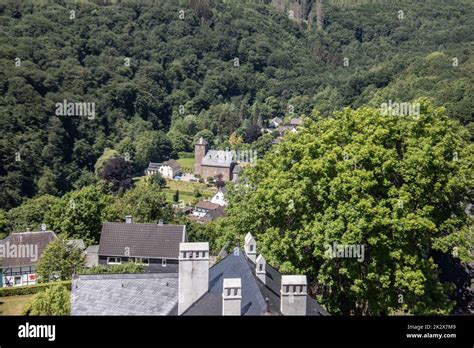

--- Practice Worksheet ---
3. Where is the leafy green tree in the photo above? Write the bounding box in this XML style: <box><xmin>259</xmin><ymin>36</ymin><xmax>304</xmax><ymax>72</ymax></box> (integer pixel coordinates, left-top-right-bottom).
<box><xmin>251</xmin><ymin>133</ymin><xmax>274</xmax><ymax>159</ymax></box>
<box><xmin>194</xmin><ymin>130</ymin><xmax>215</xmax><ymax>146</ymax></box>
<box><xmin>6</xmin><ymin>195</ymin><xmax>60</xmax><ymax>233</ymax></box>
<box><xmin>25</xmin><ymin>285</ymin><xmax>70</xmax><ymax>316</ymax></box>
<box><xmin>45</xmin><ymin>185</ymin><xmax>112</xmax><ymax>242</ymax></box>
<box><xmin>134</xmin><ymin>130</ymin><xmax>174</xmax><ymax>170</ymax></box>
<box><xmin>37</xmin><ymin>167</ymin><xmax>58</xmax><ymax>196</ymax></box>
<box><xmin>218</xmin><ymin>99</ymin><xmax>474</xmax><ymax>315</ymax></box>
<box><xmin>173</xmin><ymin>190</ymin><xmax>180</xmax><ymax>203</ymax></box>
<box><xmin>37</xmin><ymin>235</ymin><xmax>85</xmax><ymax>282</ymax></box>
<box><xmin>149</xmin><ymin>173</ymin><xmax>167</xmax><ymax>188</ymax></box>
<box><xmin>193</xmin><ymin>188</ymin><xmax>202</xmax><ymax>198</ymax></box>
<box><xmin>201</xmin><ymin>104</ymin><xmax>242</xmax><ymax>138</ymax></box>
<box><xmin>103</xmin><ymin>181</ymin><xmax>173</xmax><ymax>223</ymax></box>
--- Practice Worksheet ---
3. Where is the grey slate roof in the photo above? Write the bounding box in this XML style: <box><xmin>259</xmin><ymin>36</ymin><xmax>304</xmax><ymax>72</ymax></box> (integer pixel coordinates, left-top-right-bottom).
<box><xmin>162</xmin><ymin>159</ymin><xmax>180</xmax><ymax>170</ymax></box>
<box><xmin>270</xmin><ymin>117</ymin><xmax>283</xmax><ymax>125</ymax></box>
<box><xmin>71</xmin><ymin>273</ymin><xmax>178</xmax><ymax>316</ymax></box>
<box><xmin>290</xmin><ymin>117</ymin><xmax>303</xmax><ymax>126</ymax></box>
<box><xmin>0</xmin><ymin>231</ymin><xmax>56</xmax><ymax>267</ymax></box>
<box><xmin>67</xmin><ymin>239</ymin><xmax>86</xmax><ymax>250</ymax></box>
<box><xmin>147</xmin><ymin>162</ymin><xmax>161</xmax><ymax>171</ymax></box>
<box><xmin>181</xmin><ymin>249</ymin><xmax>328</xmax><ymax>316</ymax></box>
<box><xmin>201</xmin><ymin>206</ymin><xmax>225</xmax><ymax>222</ymax></box>
<box><xmin>98</xmin><ymin>223</ymin><xmax>186</xmax><ymax>260</ymax></box>
<box><xmin>195</xmin><ymin>201</ymin><xmax>220</xmax><ymax>211</ymax></box>
<box><xmin>201</xmin><ymin>150</ymin><xmax>233</xmax><ymax>168</ymax></box>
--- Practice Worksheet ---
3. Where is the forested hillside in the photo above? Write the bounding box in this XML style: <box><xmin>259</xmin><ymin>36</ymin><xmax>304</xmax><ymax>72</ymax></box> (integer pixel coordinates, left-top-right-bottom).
<box><xmin>0</xmin><ymin>0</ymin><xmax>473</xmax><ymax>210</ymax></box>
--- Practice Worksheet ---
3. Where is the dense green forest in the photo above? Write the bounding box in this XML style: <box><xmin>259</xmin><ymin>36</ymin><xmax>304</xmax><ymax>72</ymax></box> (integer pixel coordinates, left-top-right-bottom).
<box><xmin>0</xmin><ymin>0</ymin><xmax>473</xmax><ymax>210</ymax></box>
<box><xmin>0</xmin><ymin>0</ymin><xmax>473</xmax><ymax>316</ymax></box>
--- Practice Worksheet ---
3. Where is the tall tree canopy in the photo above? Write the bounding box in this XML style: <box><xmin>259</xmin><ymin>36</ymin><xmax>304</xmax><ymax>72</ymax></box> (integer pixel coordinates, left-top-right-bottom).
<box><xmin>218</xmin><ymin>99</ymin><xmax>474</xmax><ymax>315</ymax></box>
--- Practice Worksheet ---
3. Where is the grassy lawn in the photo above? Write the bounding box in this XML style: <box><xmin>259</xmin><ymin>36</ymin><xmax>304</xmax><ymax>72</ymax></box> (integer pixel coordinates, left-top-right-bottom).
<box><xmin>134</xmin><ymin>175</ymin><xmax>216</xmax><ymax>205</ymax></box>
<box><xmin>0</xmin><ymin>294</ymin><xmax>34</xmax><ymax>315</ymax></box>
<box><xmin>164</xmin><ymin>179</ymin><xmax>216</xmax><ymax>205</ymax></box>
<box><xmin>177</xmin><ymin>157</ymin><xmax>195</xmax><ymax>170</ymax></box>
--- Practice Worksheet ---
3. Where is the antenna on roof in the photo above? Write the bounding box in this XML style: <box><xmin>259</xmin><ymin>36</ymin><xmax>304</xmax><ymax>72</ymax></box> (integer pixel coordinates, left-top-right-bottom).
<box><xmin>40</xmin><ymin>223</ymin><xmax>46</xmax><ymax>231</ymax></box>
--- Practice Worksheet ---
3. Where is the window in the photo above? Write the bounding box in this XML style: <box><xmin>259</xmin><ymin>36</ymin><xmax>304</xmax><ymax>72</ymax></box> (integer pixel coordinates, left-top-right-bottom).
<box><xmin>141</xmin><ymin>258</ymin><xmax>149</xmax><ymax>266</ymax></box>
<box><xmin>14</xmin><ymin>276</ymin><xmax>21</xmax><ymax>286</ymax></box>
<box><xmin>107</xmin><ymin>257</ymin><xmax>122</xmax><ymax>265</ymax></box>
<box><xmin>162</xmin><ymin>259</ymin><xmax>167</xmax><ymax>267</ymax></box>
<box><xmin>259</xmin><ymin>264</ymin><xmax>263</xmax><ymax>271</ymax></box>
<box><xmin>234</xmin><ymin>288</ymin><xmax>238</xmax><ymax>296</ymax></box>
<box><xmin>250</xmin><ymin>245</ymin><xmax>254</xmax><ymax>252</ymax></box>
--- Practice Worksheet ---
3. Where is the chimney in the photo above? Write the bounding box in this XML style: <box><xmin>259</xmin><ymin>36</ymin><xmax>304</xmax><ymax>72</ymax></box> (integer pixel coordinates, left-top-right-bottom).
<box><xmin>244</xmin><ymin>232</ymin><xmax>256</xmax><ymax>263</ymax></box>
<box><xmin>125</xmin><ymin>215</ymin><xmax>132</xmax><ymax>224</ymax></box>
<box><xmin>222</xmin><ymin>278</ymin><xmax>242</xmax><ymax>316</ymax></box>
<box><xmin>178</xmin><ymin>242</ymin><xmax>209</xmax><ymax>315</ymax></box>
<box><xmin>280</xmin><ymin>275</ymin><xmax>307</xmax><ymax>316</ymax></box>
<box><xmin>158</xmin><ymin>219</ymin><xmax>163</xmax><ymax>226</ymax></box>
<box><xmin>255</xmin><ymin>254</ymin><xmax>266</xmax><ymax>284</ymax></box>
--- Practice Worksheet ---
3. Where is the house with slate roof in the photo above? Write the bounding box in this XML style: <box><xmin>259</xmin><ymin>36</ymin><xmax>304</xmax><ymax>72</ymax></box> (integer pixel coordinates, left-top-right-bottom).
<box><xmin>97</xmin><ymin>217</ymin><xmax>186</xmax><ymax>273</ymax></box>
<box><xmin>145</xmin><ymin>159</ymin><xmax>181</xmax><ymax>179</ymax></box>
<box><xmin>72</xmin><ymin>233</ymin><xmax>328</xmax><ymax>316</ymax></box>
<box><xmin>210</xmin><ymin>187</ymin><xmax>227</xmax><ymax>206</ymax></box>
<box><xmin>268</xmin><ymin>117</ymin><xmax>283</xmax><ymax>129</ymax></box>
<box><xmin>194</xmin><ymin>137</ymin><xmax>235</xmax><ymax>181</ymax></box>
<box><xmin>0</xmin><ymin>230</ymin><xmax>56</xmax><ymax>287</ymax></box>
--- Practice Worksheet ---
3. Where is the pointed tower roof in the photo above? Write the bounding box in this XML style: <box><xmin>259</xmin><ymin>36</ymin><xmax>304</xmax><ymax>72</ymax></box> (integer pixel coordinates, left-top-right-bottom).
<box><xmin>244</xmin><ymin>232</ymin><xmax>255</xmax><ymax>244</ymax></box>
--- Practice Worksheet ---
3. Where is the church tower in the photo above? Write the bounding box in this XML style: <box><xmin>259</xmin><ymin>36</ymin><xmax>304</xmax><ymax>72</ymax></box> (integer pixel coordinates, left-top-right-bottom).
<box><xmin>194</xmin><ymin>137</ymin><xmax>208</xmax><ymax>176</ymax></box>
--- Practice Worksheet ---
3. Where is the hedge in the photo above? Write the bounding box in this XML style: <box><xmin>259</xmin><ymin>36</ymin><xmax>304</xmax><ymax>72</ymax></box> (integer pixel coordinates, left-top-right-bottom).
<box><xmin>0</xmin><ymin>280</ymin><xmax>71</xmax><ymax>297</ymax></box>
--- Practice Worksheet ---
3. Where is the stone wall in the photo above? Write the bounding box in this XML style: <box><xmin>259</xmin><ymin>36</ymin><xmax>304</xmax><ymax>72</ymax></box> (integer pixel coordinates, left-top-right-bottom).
<box><xmin>201</xmin><ymin>165</ymin><xmax>233</xmax><ymax>181</ymax></box>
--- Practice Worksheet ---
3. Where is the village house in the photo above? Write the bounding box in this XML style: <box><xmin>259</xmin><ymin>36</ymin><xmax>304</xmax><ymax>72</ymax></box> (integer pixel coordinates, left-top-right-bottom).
<box><xmin>145</xmin><ymin>160</ymin><xmax>181</xmax><ymax>179</ymax></box>
<box><xmin>71</xmin><ymin>233</ymin><xmax>328</xmax><ymax>316</ymax></box>
<box><xmin>189</xmin><ymin>201</ymin><xmax>225</xmax><ymax>223</ymax></box>
<box><xmin>97</xmin><ymin>216</ymin><xmax>186</xmax><ymax>273</ymax></box>
<box><xmin>0</xmin><ymin>229</ymin><xmax>56</xmax><ymax>287</ymax></box>
<box><xmin>290</xmin><ymin>117</ymin><xmax>303</xmax><ymax>127</ymax></box>
<box><xmin>268</xmin><ymin>117</ymin><xmax>283</xmax><ymax>129</ymax></box>
<box><xmin>194</xmin><ymin>137</ymin><xmax>235</xmax><ymax>181</ymax></box>
<box><xmin>210</xmin><ymin>187</ymin><xmax>227</xmax><ymax>207</ymax></box>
